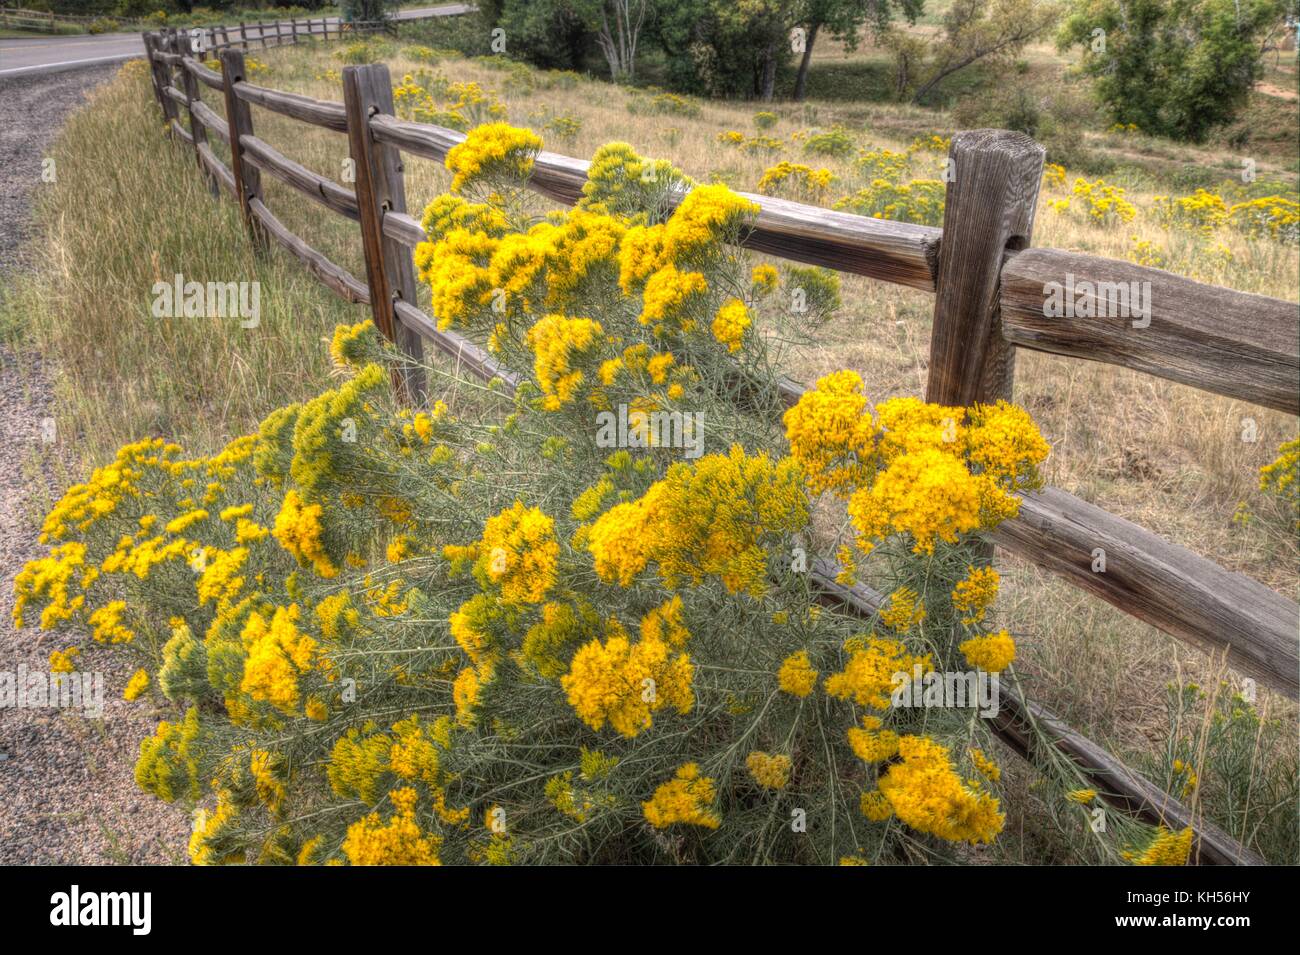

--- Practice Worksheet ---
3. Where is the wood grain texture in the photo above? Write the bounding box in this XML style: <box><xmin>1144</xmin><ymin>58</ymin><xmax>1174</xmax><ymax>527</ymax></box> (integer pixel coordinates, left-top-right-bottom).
<box><xmin>182</xmin><ymin>57</ymin><xmax>224</xmax><ymax>92</ymax></box>
<box><xmin>233</xmin><ymin>81</ymin><xmax>349</xmax><ymax>133</ymax></box>
<box><xmin>191</xmin><ymin>99</ymin><xmax>229</xmax><ymax>143</ymax></box>
<box><xmin>240</xmin><ymin>134</ymin><xmax>359</xmax><ymax>221</ymax></box>
<box><xmin>991</xmin><ymin>487</ymin><xmax>1299</xmax><ymax>699</ymax></box>
<box><xmin>808</xmin><ymin>557</ymin><xmax>1265</xmax><ymax>866</ymax></box>
<box><xmin>927</xmin><ymin>129</ymin><xmax>1045</xmax><ymax>406</ymax></box>
<box><xmin>343</xmin><ymin>64</ymin><xmax>426</xmax><ymax>403</ymax></box>
<box><xmin>1001</xmin><ymin>248</ymin><xmax>1300</xmax><ymax>415</ymax></box>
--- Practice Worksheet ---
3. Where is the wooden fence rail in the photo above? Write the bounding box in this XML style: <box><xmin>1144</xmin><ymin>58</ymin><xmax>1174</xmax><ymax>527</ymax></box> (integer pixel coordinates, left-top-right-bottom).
<box><xmin>142</xmin><ymin>27</ymin><xmax>1298</xmax><ymax>865</ymax></box>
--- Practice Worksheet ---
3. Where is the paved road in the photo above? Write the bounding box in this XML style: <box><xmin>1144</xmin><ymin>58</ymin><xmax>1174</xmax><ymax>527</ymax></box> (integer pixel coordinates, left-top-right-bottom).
<box><xmin>0</xmin><ymin>4</ymin><xmax>470</xmax><ymax>79</ymax></box>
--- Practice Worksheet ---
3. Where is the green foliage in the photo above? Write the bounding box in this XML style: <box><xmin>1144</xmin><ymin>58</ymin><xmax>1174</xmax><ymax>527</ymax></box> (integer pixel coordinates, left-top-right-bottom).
<box><xmin>1059</xmin><ymin>0</ymin><xmax>1287</xmax><ymax>142</ymax></box>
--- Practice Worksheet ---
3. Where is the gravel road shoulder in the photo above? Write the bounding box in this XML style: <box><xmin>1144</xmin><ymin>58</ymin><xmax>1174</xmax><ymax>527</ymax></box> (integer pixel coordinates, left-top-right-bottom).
<box><xmin>0</xmin><ymin>65</ymin><xmax>192</xmax><ymax>865</ymax></box>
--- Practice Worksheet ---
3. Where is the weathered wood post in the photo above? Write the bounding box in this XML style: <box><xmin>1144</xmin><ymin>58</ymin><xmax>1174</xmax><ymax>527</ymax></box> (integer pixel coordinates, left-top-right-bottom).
<box><xmin>291</xmin><ymin>18</ymin><xmax>299</xmax><ymax>43</ymax></box>
<box><xmin>142</xmin><ymin>32</ymin><xmax>168</xmax><ymax>115</ymax></box>
<box><xmin>927</xmin><ymin>129</ymin><xmax>1045</xmax><ymax>407</ymax></box>
<box><xmin>343</xmin><ymin>63</ymin><xmax>427</xmax><ymax>405</ymax></box>
<box><xmin>925</xmin><ymin>128</ymin><xmax>1045</xmax><ymax>614</ymax></box>
<box><xmin>175</xmin><ymin>32</ymin><xmax>218</xmax><ymax>198</ymax></box>
<box><xmin>238</xmin><ymin>21</ymin><xmax>248</xmax><ymax>47</ymax></box>
<box><xmin>219</xmin><ymin>48</ymin><xmax>266</xmax><ymax>251</ymax></box>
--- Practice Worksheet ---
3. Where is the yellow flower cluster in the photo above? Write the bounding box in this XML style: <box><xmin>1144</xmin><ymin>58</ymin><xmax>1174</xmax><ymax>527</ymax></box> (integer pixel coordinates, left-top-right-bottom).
<box><xmin>786</xmin><ymin>377</ymin><xmax>1048</xmax><ymax>555</ymax></box>
<box><xmin>273</xmin><ymin>490</ymin><xmax>338</xmax><ymax>579</ymax></box>
<box><xmin>561</xmin><ymin>622</ymin><xmax>694</xmax><ymax>737</ymax></box>
<box><xmin>445</xmin><ymin>122</ymin><xmax>541</xmax><ymax>193</ymax></box>
<box><xmin>777</xmin><ymin>650</ymin><xmax>818</xmax><ymax>697</ymax></box>
<box><xmin>877</xmin><ymin>735</ymin><xmax>1004</xmax><ymax>844</ymax></box>
<box><xmin>958</xmin><ymin>630</ymin><xmax>1016</xmax><ymax>673</ymax></box>
<box><xmin>781</xmin><ymin>370</ymin><xmax>876</xmax><ymax>497</ymax></box>
<box><xmin>1127</xmin><ymin>826</ymin><xmax>1193</xmax><ymax>866</ymax></box>
<box><xmin>240</xmin><ymin>605</ymin><xmax>316</xmax><ymax>715</ymax></box>
<box><xmin>710</xmin><ymin>298</ymin><xmax>751</xmax><ymax>353</ymax></box>
<box><xmin>585</xmin><ymin>445</ymin><xmax>808</xmax><ymax>597</ymax></box>
<box><xmin>472</xmin><ymin>500</ymin><xmax>560</xmax><ymax>605</ymax></box>
<box><xmin>1069</xmin><ymin>177</ymin><xmax>1137</xmax><ymax>224</ymax></box>
<box><xmin>525</xmin><ymin>313</ymin><xmax>604</xmax><ymax>410</ymax></box>
<box><xmin>879</xmin><ymin>586</ymin><xmax>925</xmax><ymax>632</ymax></box>
<box><xmin>951</xmin><ymin>565</ymin><xmax>999</xmax><ymax>625</ymax></box>
<box><xmin>825</xmin><ymin>635</ymin><xmax>931</xmax><ymax>709</ymax></box>
<box><xmin>756</xmin><ymin>161</ymin><xmax>834</xmax><ymax>200</ymax></box>
<box><xmin>745</xmin><ymin>751</ymin><xmax>792</xmax><ymax>790</ymax></box>
<box><xmin>642</xmin><ymin>763</ymin><xmax>721</xmax><ymax>829</ymax></box>
<box><xmin>342</xmin><ymin>787</ymin><xmax>442</xmax><ymax>865</ymax></box>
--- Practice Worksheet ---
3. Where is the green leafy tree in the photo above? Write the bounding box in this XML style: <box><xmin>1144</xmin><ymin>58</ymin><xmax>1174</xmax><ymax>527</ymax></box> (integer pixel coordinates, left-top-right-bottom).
<box><xmin>792</xmin><ymin>0</ymin><xmax>924</xmax><ymax>101</ymax></box>
<box><xmin>1059</xmin><ymin>0</ymin><xmax>1288</xmax><ymax>141</ymax></box>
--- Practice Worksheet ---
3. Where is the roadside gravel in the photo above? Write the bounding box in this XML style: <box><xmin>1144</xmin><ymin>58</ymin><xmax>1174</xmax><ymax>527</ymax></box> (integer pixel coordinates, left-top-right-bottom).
<box><xmin>0</xmin><ymin>65</ymin><xmax>192</xmax><ymax>864</ymax></box>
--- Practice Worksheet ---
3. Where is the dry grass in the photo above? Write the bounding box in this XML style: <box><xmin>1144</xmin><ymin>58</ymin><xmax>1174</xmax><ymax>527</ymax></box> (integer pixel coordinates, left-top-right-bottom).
<box><xmin>3</xmin><ymin>34</ymin><xmax>1296</xmax><ymax>862</ymax></box>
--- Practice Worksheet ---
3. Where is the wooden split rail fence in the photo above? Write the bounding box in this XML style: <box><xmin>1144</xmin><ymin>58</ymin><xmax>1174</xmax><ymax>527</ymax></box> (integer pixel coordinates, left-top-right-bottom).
<box><xmin>142</xmin><ymin>26</ymin><xmax>1300</xmax><ymax>866</ymax></box>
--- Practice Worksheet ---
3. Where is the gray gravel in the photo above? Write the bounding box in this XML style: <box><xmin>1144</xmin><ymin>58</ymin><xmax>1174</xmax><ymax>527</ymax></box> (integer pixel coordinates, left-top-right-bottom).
<box><xmin>0</xmin><ymin>66</ymin><xmax>192</xmax><ymax>864</ymax></box>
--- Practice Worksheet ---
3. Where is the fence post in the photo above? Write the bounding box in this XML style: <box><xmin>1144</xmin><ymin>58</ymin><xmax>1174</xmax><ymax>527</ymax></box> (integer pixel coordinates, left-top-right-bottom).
<box><xmin>258</xmin><ymin>20</ymin><xmax>268</xmax><ymax>48</ymax></box>
<box><xmin>176</xmin><ymin>33</ymin><xmax>218</xmax><ymax>198</ymax></box>
<box><xmin>926</xmin><ymin>129</ymin><xmax>1045</xmax><ymax>407</ymax></box>
<box><xmin>925</xmin><ymin>128</ymin><xmax>1045</xmax><ymax>588</ymax></box>
<box><xmin>239</xmin><ymin>21</ymin><xmax>247</xmax><ymax>47</ymax></box>
<box><xmin>219</xmin><ymin>48</ymin><xmax>266</xmax><ymax>251</ymax></box>
<box><xmin>142</xmin><ymin>33</ymin><xmax>167</xmax><ymax>114</ymax></box>
<box><xmin>343</xmin><ymin>63</ymin><xmax>426</xmax><ymax>405</ymax></box>
<box><xmin>291</xmin><ymin>18</ymin><xmax>299</xmax><ymax>43</ymax></box>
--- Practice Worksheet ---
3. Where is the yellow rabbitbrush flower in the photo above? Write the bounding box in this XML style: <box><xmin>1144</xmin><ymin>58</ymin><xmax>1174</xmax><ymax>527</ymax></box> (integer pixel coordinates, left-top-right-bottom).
<box><xmin>525</xmin><ymin>314</ymin><xmax>605</xmax><ymax>410</ymax></box>
<box><xmin>643</xmin><ymin>763</ymin><xmax>721</xmax><ymax>829</ymax></box>
<box><xmin>445</xmin><ymin>123</ymin><xmax>541</xmax><ymax>193</ymax></box>
<box><xmin>561</xmin><ymin>623</ymin><xmax>694</xmax><ymax>737</ymax></box>
<box><xmin>710</xmin><ymin>298</ymin><xmax>751</xmax><ymax>353</ymax></box>
<box><xmin>342</xmin><ymin>787</ymin><xmax>441</xmax><ymax>865</ymax></box>
<box><xmin>848</xmin><ymin>448</ymin><xmax>983</xmax><ymax>555</ymax></box>
<box><xmin>88</xmin><ymin>599</ymin><xmax>134</xmax><ymax>644</ymax></box>
<box><xmin>951</xmin><ymin>565</ymin><xmax>999</xmax><ymax>625</ymax></box>
<box><xmin>782</xmin><ymin>370</ymin><xmax>877</xmax><ymax>497</ymax></box>
<box><xmin>777</xmin><ymin>649</ymin><xmax>818</xmax><ymax>697</ymax></box>
<box><xmin>240</xmin><ymin>605</ymin><xmax>316</xmax><ymax>715</ymax></box>
<box><xmin>1127</xmin><ymin>826</ymin><xmax>1194</xmax><ymax>866</ymax></box>
<box><xmin>273</xmin><ymin>490</ymin><xmax>338</xmax><ymax>579</ymax></box>
<box><xmin>475</xmin><ymin>501</ymin><xmax>560</xmax><ymax>605</ymax></box>
<box><xmin>745</xmin><ymin>751</ymin><xmax>792</xmax><ymax>790</ymax></box>
<box><xmin>825</xmin><ymin>635</ymin><xmax>931</xmax><ymax>710</ymax></box>
<box><xmin>123</xmin><ymin>668</ymin><xmax>149</xmax><ymax>701</ymax></box>
<box><xmin>879</xmin><ymin>586</ymin><xmax>925</xmax><ymax>632</ymax></box>
<box><xmin>959</xmin><ymin>630</ymin><xmax>1016</xmax><ymax>673</ymax></box>
<box><xmin>847</xmin><ymin>714</ymin><xmax>899</xmax><ymax>763</ymax></box>
<box><xmin>585</xmin><ymin>445</ymin><xmax>808</xmax><ymax>597</ymax></box>
<box><xmin>878</xmin><ymin>735</ymin><xmax>1004</xmax><ymax>844</ymax></box>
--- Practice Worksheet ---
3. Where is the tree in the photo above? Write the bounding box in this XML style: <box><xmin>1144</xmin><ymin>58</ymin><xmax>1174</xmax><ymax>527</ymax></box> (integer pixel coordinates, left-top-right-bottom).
<box><xmin>792</xmin><ymin>0</ymin><xmax>924</xmax><ymax>101</ymax></box>
<box><xmin>1059</xmin><ymin>0</ymin><xmax>1288</xmax><ymax>141</ymax></box>
<box><xmin>590</xmin><ymin>0</ymin><xmax>651</xmax><ymax>81</ymax></box>
<box><xmin>899</xmin><ymin>0</ymin><xmax>1060</xmax><ymax>105</ymax></box>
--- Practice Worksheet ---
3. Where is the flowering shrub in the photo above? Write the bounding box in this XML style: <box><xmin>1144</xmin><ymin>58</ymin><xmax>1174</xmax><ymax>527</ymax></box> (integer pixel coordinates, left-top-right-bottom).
<box><xmin>756</xmin><ymin>162</ymin><xmax>834</xmax><ymax>202</ymax></box>
<box><xmin>834</xmin><ymin>178</ymin><xmax>945</xmax><ymax>226</ymax></box>
<box><xmin>14</xmin><ymin>124</ymin><xmax>1191</xmax><ymax>866</ymax></box>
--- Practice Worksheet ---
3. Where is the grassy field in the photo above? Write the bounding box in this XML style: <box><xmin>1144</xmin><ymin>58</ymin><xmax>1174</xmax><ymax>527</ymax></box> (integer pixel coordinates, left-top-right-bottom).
<box><xmin>3</xmin><ymin>28</ymin><xmax>1297</xmax><ymax>862</ymax></box>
